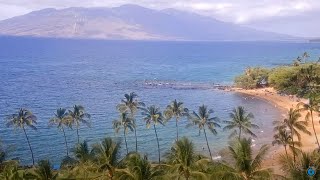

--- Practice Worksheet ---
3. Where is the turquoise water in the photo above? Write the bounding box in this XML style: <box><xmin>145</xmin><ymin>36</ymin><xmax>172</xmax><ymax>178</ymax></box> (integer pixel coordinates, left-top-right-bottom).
<box><xmin>1</xmin><ymin>37</ymin><xmax>320</xmax><ymax>165</ymax></box>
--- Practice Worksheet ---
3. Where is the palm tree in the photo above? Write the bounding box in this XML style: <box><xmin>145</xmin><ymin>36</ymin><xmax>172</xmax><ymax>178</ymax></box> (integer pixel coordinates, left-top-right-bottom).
<box><xmin>26</xmin><ymin>160</ymin><xmax>58</xmax><ymax>180</ymax></box>
<box><xmin>223</xmin><ymin>106</ymin><xmax>259</xmax><ymax>139</ymax></box>
<box><xmin>72</xmin><ymin>141</ymin><xmax>94</xmax><ymax>163</ymax></box>
<box><xmin>284</xmin><ymin>108</ymin><xmax>311</xmax><ymax>161</ymax></box>
<box><xmin>296</xmin><ymin>56</ymin><xmax>302</xmax><ymax>63</ymax></box>
<box><xmin>117</xmin><ymin>92</ymin><xmax>145</xmax><ymax>152</ymax></box>
<box><xmin>49</xmin><ymin>108</ymin><xmax>72</xmax><ymax>156</ymax></box>
<box><xmin>141</xmin><ymin>105</ymin><xmax>165</xmax><ymax>164</ymax></box>
<box><xmin>0</xmin><ymin>161</ymin><xmax>25</xmax><ymax>180</ymax></box>
<box><xmin>68</xmin><ymin>105</ymin><xmax>91</xmax><ymax>143</ymax></box>
<box><xmin>218</xmin><ymin>138</ymin><xmax>273</xmax><ymax>179</ymax></box>
<box><xmin>297</xmin><ymin>65</ymin><xmax>319</xmax><ymax>95</ymax></box>
<box><xmin>0</xmin><ymin>140</ymin><xmax>15</xmax><ymax>166</ymax></box>
<box><xmin>0</xmin><ymin>141</ymin><xmax>6</xmax><ymax>166</ymax></box>
<box><xmin>302</xmin><ymin>52</ymin><xmax>310</xmax><ymax>63</ymax></box>
<box><xmin>272</xmin><ymin>127</ymin><xmax>301</xmax><ymax>157</ymax></box>
<box><xmin>298</xmin><ymin>96</ymin><xmax>320</xmax><ymax>149</ymax></box>
<box><xmin>166</xmin><ymin>137</ymin><xmax>210</xmax><ymax>180</ymax></box>
<box><xmin>113</xmin><ymin>112</ymin><xmax>134</xmax><ymax>155</ymax></box>
<box><xmin>164</xmin><ymin>99</ymin><xmax>188</xmax><ymax>141</ymax></box>
<box><xmin>6</xmin><ymin>108</ymin><xmax>37</xmax><ymax>166</ymax></box>
<box><xmin>92</xmin><ymin>137</ymin><xmax>121</xmax><ymax>180</ymax></box>
<box><xmin>279</xmin><ymin>150</ymin><xmax>320</xmax><ymax>179</ymax></box>
<box><xmin>188</xmin><ymin>105</ymin><xmax>220</xmax><ymax>159</ymax></box>
<box><xmin>116</xmin><ymin>153</ymin><xmax>165</xmax><ymax>180</ymax></box>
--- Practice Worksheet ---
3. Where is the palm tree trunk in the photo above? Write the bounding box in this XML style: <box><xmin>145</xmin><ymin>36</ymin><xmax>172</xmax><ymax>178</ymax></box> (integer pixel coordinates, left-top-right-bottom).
<box><xmin>290</xmin><ymin>127</ymin><xmax>296</xmax><ymax>162</ymax></box>
<box><xmin>62</xmin><ymin>127</ymin><xmax>69</xmax><ymax>156</ymax></box>
<box><xmin>239</xmin><ymin>127</ymin><xmax>242</xmax><ymax>140</ymax></box>
<box><xmin>124</xmin><ymin>129</ymin><xmax>128</xmax><ymax>154</ymax></box>
<box><xmin>311</xmin><ymin>111</ymin><xmax>320</xmax><ymax>149</ymax></box>
<box><xmin>153</xmin><ymin>124</ymin><xmax>161</xmax><ymax>164</ymax></box>
<box><xmin>23</xmin><ymin>126</ymin><xmax>35</xmax><ymax>166</ymax></box>
<box><xmin>176</xmin><ymin>117</ymin><xmax>179</xmax><ymax>141</ymax></box>
<box><xmin>284</xmin><ymin>145</ymin><xmax>288</xmax><ymax>157</ymax></box>
<box><xmin>130</xmin><ymin>112</ymin><xmax>138</xmax><ymax>152</ymax></box>
<box><xmin>203</xmin><ymin>128</ymin><xmax>212</xmax><ymax>160</ymax></box>
<box><xmin>76</xmin><ymin>126</ymin><xmax>80</xmax><ymax>144</ymax></box>
<box><xmin>134</xmin><ymin>129</ymin><xmax>138</xmax><ymax>152</ymax></box>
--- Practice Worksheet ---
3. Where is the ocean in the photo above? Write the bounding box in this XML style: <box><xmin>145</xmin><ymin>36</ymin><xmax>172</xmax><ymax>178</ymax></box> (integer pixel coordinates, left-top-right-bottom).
<box><xmin>1</xmin><ymin>36</ymin><xmax>320</xmax><ymax>165</ymax></box>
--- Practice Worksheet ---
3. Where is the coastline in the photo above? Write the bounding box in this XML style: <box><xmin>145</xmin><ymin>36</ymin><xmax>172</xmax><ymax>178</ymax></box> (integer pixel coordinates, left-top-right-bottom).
<box><xmin>227</xmin><ymin>87</ymin><xmax>320</xmax><ymax>174</ymax></box>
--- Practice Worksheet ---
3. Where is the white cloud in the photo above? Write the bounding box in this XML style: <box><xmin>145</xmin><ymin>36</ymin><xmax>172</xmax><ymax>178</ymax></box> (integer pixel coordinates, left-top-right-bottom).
<box><xmin>189</xmin><ymin>2</ymin><xmax>232</xmax><ymax>11</ymax></box>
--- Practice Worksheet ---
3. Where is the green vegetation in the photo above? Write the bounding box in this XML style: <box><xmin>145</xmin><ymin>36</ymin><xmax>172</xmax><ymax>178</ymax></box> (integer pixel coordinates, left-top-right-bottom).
<box><xmin>187</xmin><ymin>105</ymin><xmax>220</xmax><ymax>160</ymax></box>
<box><xmin>117</xmin><ymin>92</ymin><xmax>145</xmax><ymax>152</ymax></box>
<box><xmin>223</xmin><ymin>106</ymin><xmax>259</xmax><ymax>139</ymax></box>
<box><xmin>69</xmin><ymin>105</ymin><xmax>91</xmax><ymax>143</ymax></box>
<box><xmin>113</xmin><ymin>112</ymin><xmax>134</xmax><ymax>155</ymax></box>
<box><xmin>234</xmin><ymin>52</ymin><xmax>320</xmax><ymax>97</ymax></box>
<box><xmin>234</xmin><ymin>67</ymin><xmax>270</xmax><ymax>89</ymax></box>
<box><xmin>141</xmin><ymin>105</ymin><xmax>165</xmax><ymax>164</ymax></box>
<box><xmin>164</xmin><ymin>99</ymin><xmax>188</xmax><ymax>141</ymax></box>
<box><xmin>298</xmin><ymin>95</ymin><xmax>320</xmax><ymax>149</ymax></box>
<box><xmin>49</xmin><ymin>108</ymin><xmax>72</xmax><ymax>156</ymax></box>
<box><xmin>218</xmin><ymin>138</ymin><xmax>273</xmax><ymax>179</ymax></box>
<box><xmin>6</xmin><ymin>109</ymin><xmax>37</xmax><ymax>166</ymax></box>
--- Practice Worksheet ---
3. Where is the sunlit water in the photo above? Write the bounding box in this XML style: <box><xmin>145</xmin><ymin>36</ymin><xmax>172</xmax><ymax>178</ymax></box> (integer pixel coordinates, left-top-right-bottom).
<box><xmin>1</xmin><ymin>37</ymin><xmax>320</xmax><ymax>165</ymax></box>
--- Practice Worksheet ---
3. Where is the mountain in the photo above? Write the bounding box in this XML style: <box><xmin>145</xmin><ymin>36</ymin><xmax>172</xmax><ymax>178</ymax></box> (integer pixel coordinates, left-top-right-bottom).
<box><xmin>0</xmin><ymin>4</ymin><xmax>296</xmax><ymax>41</ymax></box>
<box><xmin>310</xmin><ymin>38</ymin><xmax>320</xmax><ymax>42</ymax></box>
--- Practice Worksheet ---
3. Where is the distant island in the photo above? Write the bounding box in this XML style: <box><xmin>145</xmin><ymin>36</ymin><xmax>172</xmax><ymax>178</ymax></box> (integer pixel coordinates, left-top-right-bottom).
<box><xmin>0</xmin><ymin>4</ymin><xmax>298</xmax><ymax>41</ymax></box>
<box><xmin>310</xmin><ymin>38</ymin><xmax>320</xmax><ymax>42</ymax></box>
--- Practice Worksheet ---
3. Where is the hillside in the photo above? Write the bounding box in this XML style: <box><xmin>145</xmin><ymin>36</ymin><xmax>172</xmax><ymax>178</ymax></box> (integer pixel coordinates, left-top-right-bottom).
<box><xmin>0</xmin><ymin>4</ymin><xmax>295</xmax><ymax>41</ymax></box>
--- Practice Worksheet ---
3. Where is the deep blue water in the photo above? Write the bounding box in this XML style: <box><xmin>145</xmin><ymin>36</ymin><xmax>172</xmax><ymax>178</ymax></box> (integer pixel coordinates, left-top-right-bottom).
<box><xmin>1</xmin><ymin>36</ymin><xmax>320</xmax><ymax>165</ymax></box>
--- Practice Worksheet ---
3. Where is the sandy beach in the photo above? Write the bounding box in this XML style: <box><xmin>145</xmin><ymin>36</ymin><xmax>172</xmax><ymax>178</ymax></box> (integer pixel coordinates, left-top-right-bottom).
<box><xmin>229</xmin><ymin>87</ymin><xmax>320</xmax><ymax>174</ymax></box>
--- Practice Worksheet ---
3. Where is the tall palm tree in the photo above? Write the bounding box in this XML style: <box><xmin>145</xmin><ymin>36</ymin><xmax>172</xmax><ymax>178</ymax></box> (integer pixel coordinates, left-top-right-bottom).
<box><xmin>113</xmin><ymin>112</ymin><xmax>134</xmax><ymax>155</ymax></box>
<box><xmin>272</xmin><ymin>127</ymin><xmax>301</xmax><ymax>157</ymax></box>
<box><xmin>141</xmin><ymin>105</ymin><xmax>165</xmax><ymax>164</ymax></box>
<box><xmin>188</xmin><ymin>105</ymin><xmax>220</xmax><ymax>159</ymax></box>
<box><xmin>48</xmin><ymin>108</ymin><xmax>72</xmax><ymax>156</ymax></box>
<box><xmin>116</xmin><ymin>153</ymin><xmax>165</xmax><ymax>180</ymax></box>
<box><xmin>223</xmin><ymin>106</ymin><xmax>259</xmax><ymax>139</ymax></box>
<box><xmin>283</xmin><ymin>108</ymin><xmax>311</xmax><ymax>161</ymax></box>
<box><xmin>92</xmin><ymin>137</ymin><xmax>121</xmax><ymax>180</ymax></box>
<box><xmin>6</xmin><ymin>109</ymin><xmax>37</xmax><ymax>166</ymax></box>
<box><xmin>68</xmin><ymin>105</ymin><xmax>91</xmax><ymax>143</ymax></box>
<box><xmin>218</xmin><ymin>138</ymin><xmax>273</xmax><ymax>179</ymax></box>
<box><xmin>298</xmin><ymin>96</ymin><xmax>320</xmax><ymax>149</ymax></box>
<box><xmin>117</xmin><ymin>92</ymin><xmax>145</xmax><ymax>152</ymax></box>
<box><xmin>164</xmin><ymin>99</ymin><xmax>188</xmax><ymax>141</ymax></box>
<box><xmin>166</xmin><ymin>137</ymin><xmax>210</xmax><ymax>180</ymax></box>
<box><xmin>26</xmin><ymin>160</ymin><xmax>58</xmax><ymax>180</ymax></box>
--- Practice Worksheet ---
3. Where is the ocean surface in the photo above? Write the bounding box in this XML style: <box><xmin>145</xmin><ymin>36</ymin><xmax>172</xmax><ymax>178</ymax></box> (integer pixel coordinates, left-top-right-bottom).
<box><xmin>1</xmin><ymin>36</ymin><xmax>320</xmax><ymax>165</ymax></box>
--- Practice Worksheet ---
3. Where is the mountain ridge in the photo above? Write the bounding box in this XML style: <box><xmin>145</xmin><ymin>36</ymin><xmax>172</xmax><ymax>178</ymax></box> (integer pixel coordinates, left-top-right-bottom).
<box><xmin>0</xmin><ymin>4</ymin><xmax>298</xmax><ymax>41</ymax></box>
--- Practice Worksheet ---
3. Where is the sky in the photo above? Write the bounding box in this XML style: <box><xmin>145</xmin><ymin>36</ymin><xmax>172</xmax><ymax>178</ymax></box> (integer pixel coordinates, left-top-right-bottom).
<box><xmin>0</xmin><ymin>0</ymin><xmax>319</xmax><ymax>37</ymax></box>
